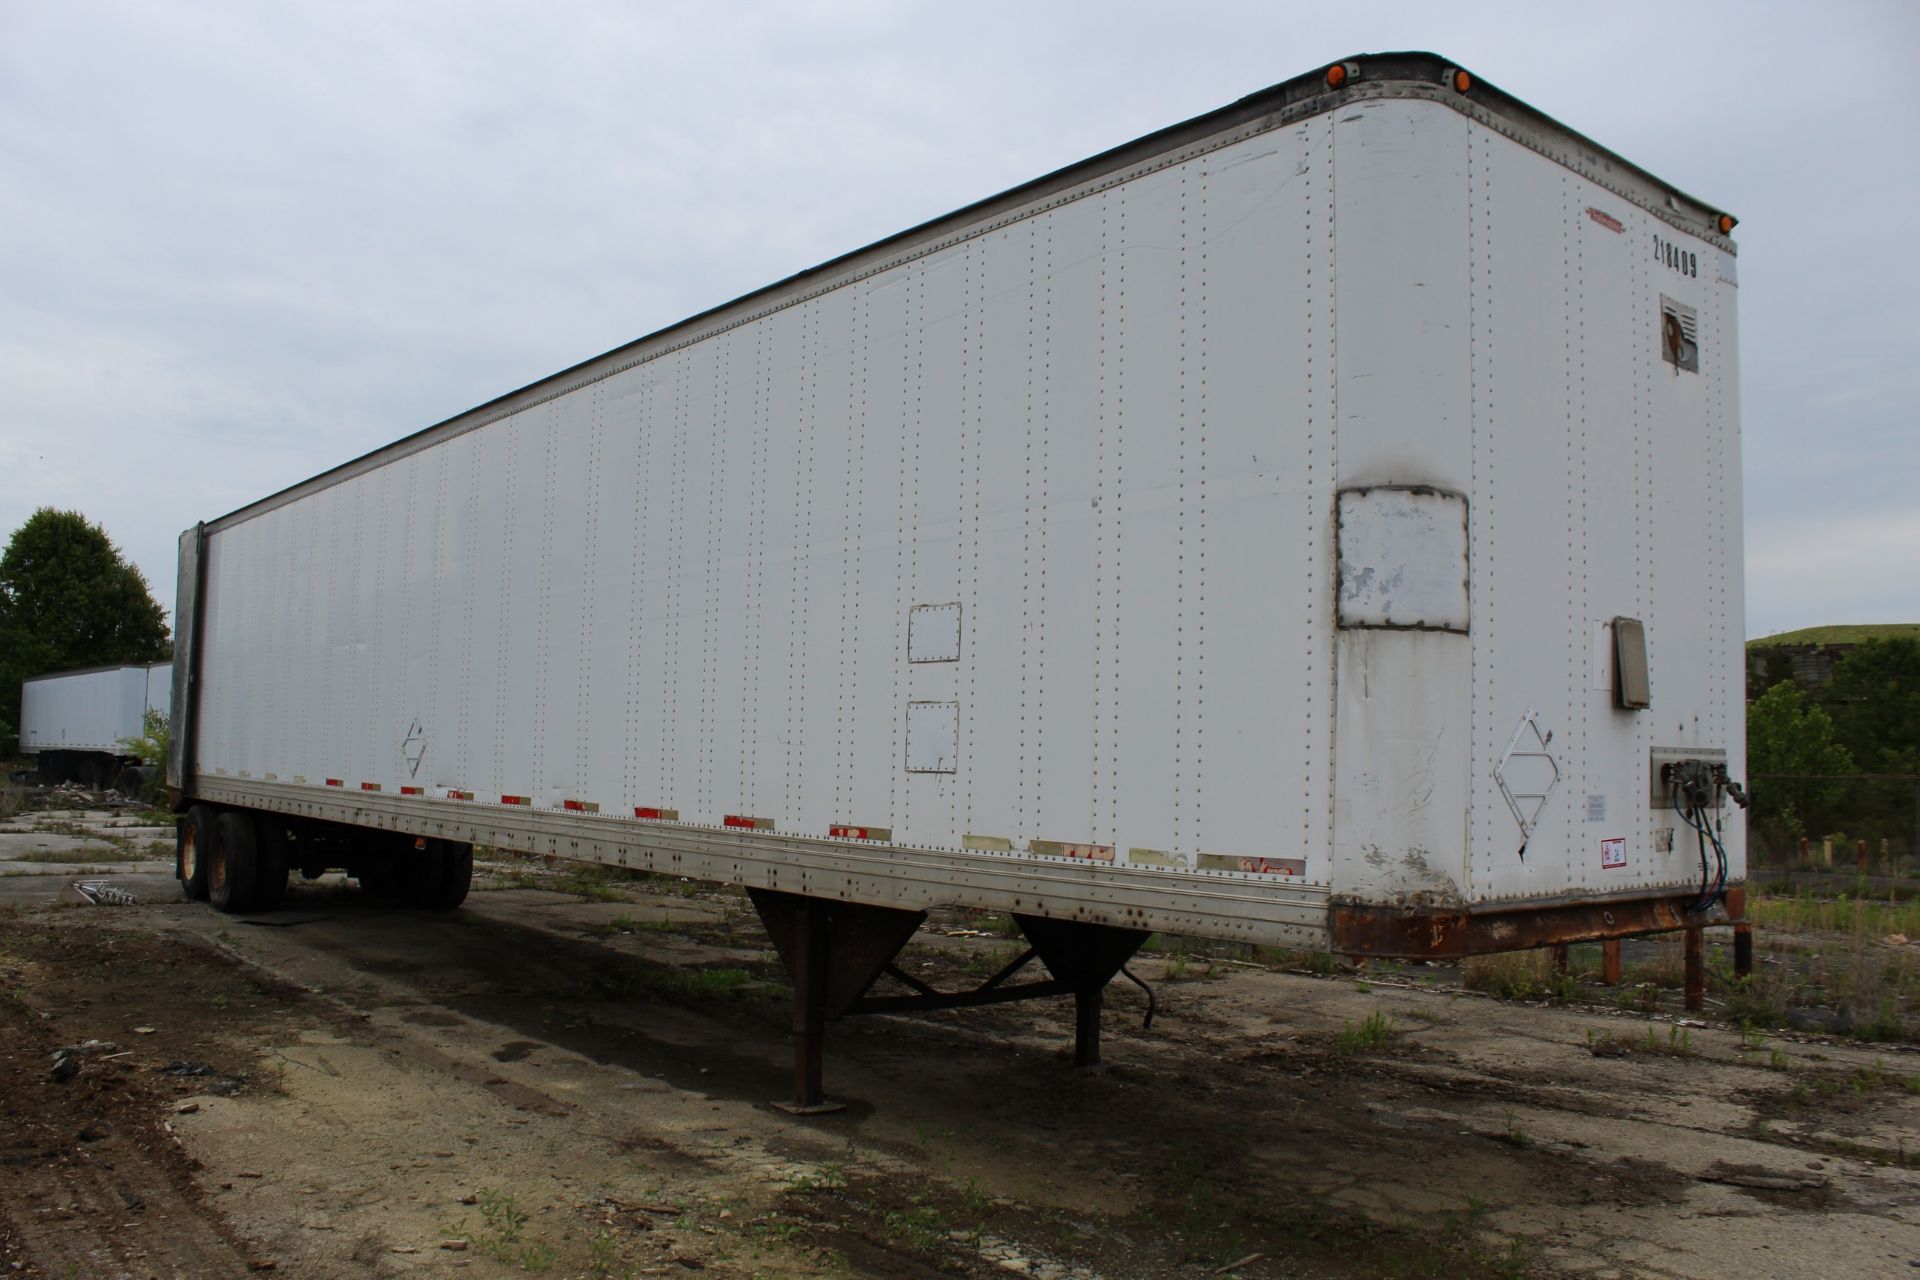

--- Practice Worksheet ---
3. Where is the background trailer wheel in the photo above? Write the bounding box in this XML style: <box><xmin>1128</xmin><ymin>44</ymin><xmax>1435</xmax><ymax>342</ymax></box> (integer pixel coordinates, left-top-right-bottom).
<box><xmin>207</xmin><ymin>809</ymin><xmax>259</xmax><ymax>914</ymax></box>
<box><xmin>251</xmin><ymin>813</ymin><xmax>291</xmax><ymax>912</ymax></box>
<box><xmin>177</xmin><ymin>805</ymin><xmax>214</xmax><ymax>902</ymax></box>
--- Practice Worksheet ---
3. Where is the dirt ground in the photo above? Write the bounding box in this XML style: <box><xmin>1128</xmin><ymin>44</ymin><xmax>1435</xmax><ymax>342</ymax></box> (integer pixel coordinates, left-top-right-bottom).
<box><xmin>3</xmin><ymin>804</ymin><xmax>1919</xmax><ymax>1279</ymax></box>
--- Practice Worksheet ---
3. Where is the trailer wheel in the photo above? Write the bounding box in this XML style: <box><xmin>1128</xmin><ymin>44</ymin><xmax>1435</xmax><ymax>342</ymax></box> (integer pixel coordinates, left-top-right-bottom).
<box><xmin>252</xmin><ymin>814</ymin><xmax>291</xmax><ymax>912</ymax></box>
<box><xmin>395</xmin><ymin>842</ymin><xmax>445</xmax><ymax>908</ymax></box>
<box><xmin>177</xmin><ymin>806</ymin><xmax>214</xmax><ymax>901</ymax></box>
<box><xmin>354</xmin><ymin>863</ymin><xmax>397</xmax><ymax>898</ymax></box>
<box><xmin>208</xmin><ymin>810</ymin><xmax>259</xmax><ymax>914</ymax></box>
<box><xmin>430</xmin><ymin>842</ymin><xmax>473</xmax><ymax>909</ymax></box>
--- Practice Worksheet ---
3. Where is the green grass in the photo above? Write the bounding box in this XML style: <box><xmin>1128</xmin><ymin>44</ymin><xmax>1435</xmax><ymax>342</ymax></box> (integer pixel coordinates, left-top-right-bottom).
<box><xmin>1336</xmin><ymin>1012</ymin><xmax>1398</xmax><ymax>1055</ymax></box>
<box><xmin>1462</xmin><ymin>949</ymin><xmax>1587</xmax><ymax>1003</ymax></box>
<box><xmin>1750</xmin><ymin>888</ymin><xmax>1920</xmax><ymax>938</ymax></box>
<box><xmin>1747</xmin><ymin>622</ymin><xmax>1920</xmax><ymax>648</ymax></box>
<box><xmin>12</xmin><ymin>842</ymin><xmax>168</xmax><ymax>863</ymax></box>
<box><xmin>1586</xmin><ymin>1023</ymin><xmax>1696</xmax><ymax>1057</ymax></box>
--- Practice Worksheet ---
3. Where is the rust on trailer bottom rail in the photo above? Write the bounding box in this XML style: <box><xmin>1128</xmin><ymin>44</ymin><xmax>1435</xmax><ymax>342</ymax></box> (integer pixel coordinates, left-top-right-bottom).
<box><xmin>1330</xmin><ymin>887</ymin><xmax>1743</xmax><ymax>959</ymax></box>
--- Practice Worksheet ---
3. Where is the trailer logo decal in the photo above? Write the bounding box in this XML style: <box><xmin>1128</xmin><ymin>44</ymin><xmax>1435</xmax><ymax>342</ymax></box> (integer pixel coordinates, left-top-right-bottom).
<box><xmin>1585</xmin><ymin>206</ymin><xmax>1623</xmax><ymax>234</ymax></box>
<box><xmin>1601</xmin><ymin>837</ymin><xmax>1627</xmax><ymax>869</ymax></box>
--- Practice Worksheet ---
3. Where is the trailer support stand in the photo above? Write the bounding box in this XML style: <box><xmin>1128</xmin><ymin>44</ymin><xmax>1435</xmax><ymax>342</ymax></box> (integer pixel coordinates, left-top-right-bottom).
<box><xmin>749</xmin><ymin>889</ymin><xmax>929</xmax><ymax>1114</ymax></box>
<box><xmin>750</xmin><ymin>890</ymin><xmax>1150</xmax><ymax>1108</ymax></box>
<box><xmin>786</xmin><ymin>897</ymin><xmax>831</xmax><ymax>1114</ymax></box>
<box><xmin>1683</xmin><ymin>923</ymin><xmax>1705</xmax><ymax>1012</ymax></box>
<box><xmin>1601</xmin><ymin>939</ymin><xmax>1622</xmax><ymax>986</ymax></box>
<box><xmin>1074</xmin><ymin>987</ymin><xmax>1104</xmax><ymax>1068</ymax></box>
<box><xmin>1725</xmin><ymin>886</ymin><xmax>1752</xmax><ymax>980</ymax></box>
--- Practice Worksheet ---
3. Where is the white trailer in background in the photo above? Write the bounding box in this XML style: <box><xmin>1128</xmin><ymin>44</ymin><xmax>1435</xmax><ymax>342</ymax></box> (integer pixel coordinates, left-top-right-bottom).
<box><xmin>170</xmin><ymin>52</ymin><xmax>1749</xmax><ymax>1107</ymax></box>
<box><xmin>21</xmin><ymin>662</ymin><xmax>172</xmax><ymax>788</ymax></box>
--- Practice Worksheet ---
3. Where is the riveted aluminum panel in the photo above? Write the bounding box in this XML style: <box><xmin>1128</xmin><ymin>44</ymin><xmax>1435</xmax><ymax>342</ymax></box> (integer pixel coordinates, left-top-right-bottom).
<box><xmin>1335</xmin><ymin>487</ymin><xmax>1470</xmax><ymax>632</ymax></box>
<box><xmin>21</xmin><ymin>663</ymin><xmax>167</xmax><ymax>755</ymax></box>
<box><xmin>908</xmin><ymin>604</ymin><xmax>961</xmax><ymax>663</ymax></box>
<box><xmin>181</xmin><ymin>59</ymin><xmax>1738</xmax><ymax>940</ymax></box>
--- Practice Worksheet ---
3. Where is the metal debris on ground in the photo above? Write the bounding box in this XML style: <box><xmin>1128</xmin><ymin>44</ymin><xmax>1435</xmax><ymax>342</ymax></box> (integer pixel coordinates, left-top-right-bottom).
<box><xmin>72</xmin><ymin>880</ymin><xmax>140</xmax><ymax>906</ymax></box>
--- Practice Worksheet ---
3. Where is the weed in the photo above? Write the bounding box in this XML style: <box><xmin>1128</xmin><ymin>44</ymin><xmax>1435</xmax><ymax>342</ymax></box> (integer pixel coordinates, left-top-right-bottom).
<box><xmin>785</xmin><ymin>1162</ymin><xmax>848</xmax><ymax>1195</ymax></box>
<box><xmin>586</xmin><ymin>913</ymin><xmax>682</xmax><ymax>938</ymax></box>
<box><xmin>961</xmin><ymin>1177</ymin><xmax>991</xmax><ymax>1218</ymax></box>
<box><xmin>1586</xmin><ymin>1023</ymin><xmax>1695</xmax><ymax>1058</ymax></box>
<box><xmin>1463</xmin><ymin>950</ymin><xmax>1584</xmax><ymax>1003</ymax></box>
<box><xmin>587</xmin><ymin>1228</ymin><xmax>625</xmax><ymax>1277</ymax></box>
<box><xmin>1336</xmin><ymin>1012</ymin><xmax>1397</xmax><ymax>1055</ymax></box>
<box><xmin>1266</xmin><ymin>947</ymin><xmax>1343</xmax><ymax>976</ymax></box>
<box><xmin>1496</xmin><ymin>1109</ymin><xmax>1533</xmax><ymax>1149</ymax></box>
<box><xmin>883</xmin><ymin>1203</ymin><xmax>949</xmax><ymax>1251</ymax></box>
<box><xmin>446</xmin><ymin>1189</ymin><xmax>553</xmax><ymax>1270</ymax></box>
<box><xmin>1769</xmin><ymin>1047</ymin><xmax>1790</xmax><ymax>1071</ymax></box>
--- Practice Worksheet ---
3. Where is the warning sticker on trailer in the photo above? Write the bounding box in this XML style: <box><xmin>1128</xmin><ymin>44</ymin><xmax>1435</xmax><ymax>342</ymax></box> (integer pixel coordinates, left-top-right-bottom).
<box><xmin>1601</xmin><ymin>837</ymin><xmax>1627</xmax><ymax>869</ymax></box>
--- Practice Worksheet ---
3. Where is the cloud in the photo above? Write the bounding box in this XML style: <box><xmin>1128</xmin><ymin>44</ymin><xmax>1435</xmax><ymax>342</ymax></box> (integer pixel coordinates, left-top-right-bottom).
<box><xmin>1747</xmin><ymin>507</ymin><xmax>1920</xmax><ymax>638</ymax></box>
<box><xmin>2</xmin><ymin>1</ymin><xmax>1915</xmax><ymax>641</ymax></box>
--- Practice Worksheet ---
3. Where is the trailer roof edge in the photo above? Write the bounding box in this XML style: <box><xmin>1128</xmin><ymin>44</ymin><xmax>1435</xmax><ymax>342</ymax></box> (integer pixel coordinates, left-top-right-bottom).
<box><xmin>200</xmin><ymin>50</ymin><xmax>1734</xmax><ymax>535</ymax></box>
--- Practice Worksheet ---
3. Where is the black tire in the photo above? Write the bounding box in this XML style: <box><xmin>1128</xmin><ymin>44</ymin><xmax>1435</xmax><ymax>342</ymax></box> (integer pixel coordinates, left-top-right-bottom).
<box><xmin>178</xmin><ymin>806</ymin><xmax>215</xmax><ymax>902</ymax></box>
<box><xmin>252</xmin><ymin>813</ymin><xmax>291</xmax><ymax>912</ymax></box>
<box><xmin>430</xmin><ymin>842</ymin><xmax>473</xmax><ymax>910</ymax></box>
<box><xmin>395</xmin><ymin>837</ymin><xmax>445</xmax><ymax>908</ymax></box>
<box><xmin>355</xmin><ymin>862</ymin><xmax>398</xmax><ymax>898</ymax></box>
<box><xmin>208</xmin><ymin>809</ymin><xmax>259</xmax><ymax>914</ymax></box>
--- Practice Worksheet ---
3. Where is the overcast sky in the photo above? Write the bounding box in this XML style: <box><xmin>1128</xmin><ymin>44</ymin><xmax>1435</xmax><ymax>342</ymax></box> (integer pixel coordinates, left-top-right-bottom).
<box><xmin>2</xmin><ymin>1</ymin><xmax>1915</xmax><ymax>641</ymax></box>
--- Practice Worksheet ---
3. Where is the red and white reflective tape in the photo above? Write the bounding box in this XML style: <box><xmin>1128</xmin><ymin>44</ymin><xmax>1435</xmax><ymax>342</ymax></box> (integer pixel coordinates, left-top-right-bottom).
<box><xmin>724</xmin><ymin>814</ymin><xmax>774</xmax><ymax>831</ymax></box>
<box><xmin>325</xmin><ymin>778</ymin><xmax>343</xmax><ymax>788</ymax></box>
<box><xmin>1029</xmin><ymin>839</ymin><xmax>1115</xmax><ymax>863</ymax></box>
<box><xmin>447</xmin><ymin>790</ymin><xmax>474</xmax><ymax>801</ymax></box>
<box><xmin>400</xmin><ymin>785</ymin><xmax>424</xmax><ymax>796</ymax></box>
<box><xmin>562</xmin><ymin>799</ymin><xmax>600</xmax><ymax>813</ymax></box>
<box><xmin>500</xmin><ymin>795</ymin><xmax>532</xmax><ymax>807</ymax></box>
<box><xmin>633</xmin><ymin>807</ymin><xmax>679</xmax><ymax>821</ymax></box>
<box><xmin>830</xmin><ymin>824</ymin><xmax>892</xmax><ymax>841</ymax></box>
<box><xmin>360</xmin><ymin>782</ymin><xmax>382</xmax><ymax>792</ymax></box>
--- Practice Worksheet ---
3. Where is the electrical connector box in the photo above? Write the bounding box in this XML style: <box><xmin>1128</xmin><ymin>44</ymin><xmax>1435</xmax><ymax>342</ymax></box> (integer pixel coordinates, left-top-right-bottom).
<box><xmin>1649</xmin><ymin>747</ymin><xmax>1728</xmax><ymax>809</ymax></box>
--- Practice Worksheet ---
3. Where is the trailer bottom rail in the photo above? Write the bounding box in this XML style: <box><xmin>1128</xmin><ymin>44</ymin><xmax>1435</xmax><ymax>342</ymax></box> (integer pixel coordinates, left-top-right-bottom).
<box><xmin>748</xmin><ymin>890</ymin><xmax>1149</xmax><ymax>1112</ymax></box>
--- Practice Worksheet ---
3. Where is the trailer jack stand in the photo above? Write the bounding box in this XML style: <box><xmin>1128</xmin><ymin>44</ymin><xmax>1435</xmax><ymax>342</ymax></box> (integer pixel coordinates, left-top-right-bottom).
<box><xmin>749</xmin><ymin>890</ymin><xmax>1149</xmax><ymax>1112</ymax></box>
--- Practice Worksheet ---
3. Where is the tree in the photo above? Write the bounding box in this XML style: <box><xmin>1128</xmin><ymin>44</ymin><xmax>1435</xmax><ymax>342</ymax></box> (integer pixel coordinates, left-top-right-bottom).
<box><xmin>0</xmin><ymin>508</ymin><xmax>171</xmax><ymax>740</ymax></box>
<box><xmin>1825</xmin><ymin>638</ymin><xmax>1920</xmax><ymax>775</ymax></box>
<box><xmin>1746</xmin><ymin>679</ymin><xmax>1854</xmax><ymax>847</ymax></box>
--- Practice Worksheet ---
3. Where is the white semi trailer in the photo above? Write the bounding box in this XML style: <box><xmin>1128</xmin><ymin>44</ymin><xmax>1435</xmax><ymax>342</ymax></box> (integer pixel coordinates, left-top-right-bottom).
<box><xmin>21</xmin><ymin>662</ymin><xmax>172</xmax><ymax>788</ymax></box>
<box><xmin>170</xmin><ymin>52</ymin><xmax>1749</xmax><ymax>1107</ymax></box>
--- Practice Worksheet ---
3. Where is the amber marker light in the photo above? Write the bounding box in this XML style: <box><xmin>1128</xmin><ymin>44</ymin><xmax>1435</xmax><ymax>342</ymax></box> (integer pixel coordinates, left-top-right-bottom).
<box><xmin>1716</xmin><ymin>213</ymin><xmax>1738</xmax><ymax>234</ymax></box>
<box><xmin>1326</xmin><ymin>63</ymin><xmax>1348</xmax><ymax>88</ymax></box>
<box><xmin>1452</xmin><ymin>69</ymin><xmax>1472</xmax><ymax>93</ymax></box>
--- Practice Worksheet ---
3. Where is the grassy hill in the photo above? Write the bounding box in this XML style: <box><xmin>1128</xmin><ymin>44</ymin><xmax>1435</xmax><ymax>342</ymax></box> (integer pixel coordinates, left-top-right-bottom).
<box><xmin>1747</xmin><ymin>623</ymin><xmax>1920</xmax><ymax>649</ymax></box>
